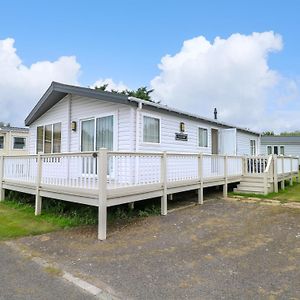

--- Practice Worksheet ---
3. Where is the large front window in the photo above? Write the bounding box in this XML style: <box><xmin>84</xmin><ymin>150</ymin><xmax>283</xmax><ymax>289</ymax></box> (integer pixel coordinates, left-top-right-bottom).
<box><xmin>143</xmin><ymin>116</ymin><xmax>160</xmax><ymax>143</ymax></box>
<box><xmin>36</xmin><ymin>123</ymin><xmax>61</xmax><ymax>154</ymax></box>
<box><xmin>81</xmin><ymin>115</ymin><xmax>114</xmax><ymax>151</ymax></box>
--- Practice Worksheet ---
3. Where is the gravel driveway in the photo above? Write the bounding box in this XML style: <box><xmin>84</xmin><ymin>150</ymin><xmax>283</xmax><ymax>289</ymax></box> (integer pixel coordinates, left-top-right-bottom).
<box><xmin>10</xmin><ymin>199</ymin><xmax>300</xmax><ymax>299</ymax></box>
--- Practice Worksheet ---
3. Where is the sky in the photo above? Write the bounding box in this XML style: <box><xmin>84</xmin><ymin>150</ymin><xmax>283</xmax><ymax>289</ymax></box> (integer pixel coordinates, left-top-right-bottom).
<box><xmin>0</xmin><ymin>0</ymin><xmax>299</xmax><ymax>133</ymax></box>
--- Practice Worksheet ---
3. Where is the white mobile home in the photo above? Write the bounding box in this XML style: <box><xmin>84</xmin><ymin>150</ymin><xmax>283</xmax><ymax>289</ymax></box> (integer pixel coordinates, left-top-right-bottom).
<box><xmin>25</xmin><ymin>82</ymin><xmax>260</xmax><ymax>157</ymax></box>
<box><xmin>3</xmin><ymin>82</ymin><xmax>298</xmax><ymax>241</ymax></box>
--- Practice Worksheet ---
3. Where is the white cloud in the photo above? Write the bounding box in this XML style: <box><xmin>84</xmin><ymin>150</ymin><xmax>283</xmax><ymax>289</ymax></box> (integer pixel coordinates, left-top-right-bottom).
<box><xmin>92</xmin><ymin>78</ymin><xmax>129</xmax><ymax>92</ymax></box>
<box><xmin>0</xmin><ymin>38</ymin><xmax>81</xmax><ymax>126</ymax></box>
<box><xmin>151</xmin><ymin>32</ymin><xmax>300</xmax><ymax>133</ymax></box>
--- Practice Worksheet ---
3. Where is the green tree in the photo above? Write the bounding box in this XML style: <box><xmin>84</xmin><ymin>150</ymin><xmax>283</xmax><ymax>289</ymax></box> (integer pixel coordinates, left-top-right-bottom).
<box><xmin>280</xmin><ymin>131</ymin><xmax>300</xmax><ymax>136</ymax></box>
<box><xmin>94</xmin><ymin>85</ymin><xmax>154</xmax><ymax>102</ymax></box>
<box><xmin>262</xmin><ymin>131</ymin><xmax>275</xmax><ymax>136</ymax></box>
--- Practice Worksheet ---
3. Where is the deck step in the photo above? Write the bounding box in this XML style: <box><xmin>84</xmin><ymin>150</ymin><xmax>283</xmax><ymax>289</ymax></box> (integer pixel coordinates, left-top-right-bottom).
<box><xmin>238</xmin><ymin>182</ymin><xmax>271</xmax><ymax>188</ymax></box>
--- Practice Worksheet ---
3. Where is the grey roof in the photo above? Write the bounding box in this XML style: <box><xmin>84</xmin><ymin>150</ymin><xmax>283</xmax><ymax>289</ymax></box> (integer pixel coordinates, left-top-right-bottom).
<box><xmin>261</xmin><ymin>135</ymin><xmax>300</xmax><ymax>145</ymax></box>
<box><xmin>0</xmin><ymin>126</ymin><xmax>29</xmax><ymax>133</ymax></box>
<box><xmin>25</xmin><ymin>82</ymin><xmax>260</xmax><ymax>136</ymax></box>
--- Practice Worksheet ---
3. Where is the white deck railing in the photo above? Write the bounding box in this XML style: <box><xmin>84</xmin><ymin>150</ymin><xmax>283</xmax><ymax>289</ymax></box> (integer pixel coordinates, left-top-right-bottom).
<box><xmin>1</xmin><ymin>152</ymin><xmax>298</xmax><ymax>191</ymax></box>
<box><xmin>1</xmin><ymin>151</ymin><xmax>247</xmax><ymax>190</ymax></box>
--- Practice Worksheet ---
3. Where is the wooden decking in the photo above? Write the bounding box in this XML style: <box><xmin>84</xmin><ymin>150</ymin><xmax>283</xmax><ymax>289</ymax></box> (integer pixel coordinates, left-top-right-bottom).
<box><xmin>0</xmin><ymin>151</ymin><xmax>298</xmax><ymax>240</ymax></box>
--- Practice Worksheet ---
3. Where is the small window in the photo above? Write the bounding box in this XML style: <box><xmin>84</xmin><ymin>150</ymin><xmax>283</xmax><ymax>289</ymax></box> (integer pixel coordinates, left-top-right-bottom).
<box><xmin>280</xmin><ymin>146</ymin><xmax>284</xmax><ymax>155</ymax></box>
<box><xmin>13</xmin><ymin>137</ymin><xmax>26</xmax><ymax>150</ymax></box>
<box><xmin>250</xmin><ymin>140</ymin><xmax>256</xmax><ymax>156</ymax></box>
<box><xmin>274</xmin><ymin>146</ymin><xmax>278</xmax><ymax>155</ymax></box>
<box><xmin>0</xmin><ymin>136</ymin><xmax>4</xmax><ymax>149</ymax></box>
<box><xmin>143</xmin><ymin>116</ymin><xmax>160</xmax><ymax>143</ymax></box>
<box><xmin>198</xmin><ymin>128</ymin><xmax>208</xmax><ymax>147</ymax></box>
<box><xmin>37</xmin><ymin>126</ymin><xmax>44</xmax><ymax>153</ymax></box>
<box><xmin>267</xmin><ymin>146</ymin><xmax>272</xmax><ymax>155</ymax></box>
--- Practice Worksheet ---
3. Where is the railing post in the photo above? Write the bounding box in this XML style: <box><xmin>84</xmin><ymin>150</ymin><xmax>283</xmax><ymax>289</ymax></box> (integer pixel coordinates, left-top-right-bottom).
<box><xmin>263</xmin><ymin>171</ymin><xmax>268</xmax><ymax>195</ymax></box>
<box><xmin>35</xmin><ymin>153</ymin><xmax>42</xmax><ymax>216</ymax></box>
<box><xmin>198</xmin><ymin>153</ymin><xmax>203</xmax><ymax>204</ymax></box>
<box><xmin>273</xmin><ymin>155</ymin><xmax>278</xmax><ymax>193</ymax></box>
<box><xmin>223</xmin><ymin>155</ymin><xmax>228</xmax><ymax>198</ymax></box>
<box><xmin>281</xmin><ymin>157</ymin><xmax>285</xmax><ymax>190</ymax></box>
<box><xmin>160</xmin><ymin>151</ymin><xmax>167</xmax><ymax>215</ymax></box>
<box><xmin>289</xmin><ymin>156</ymin><xmax>293</xmax><ymax>186</ymax></box>
<box><xmin>0</xmin><ymin>156</ymin><xmax>4</xmax><ymax>201</ymax></box>
<box><xmin>98</xmin><ymin>148</ymin><xmax>108</xmax><ymax>240</ymax></box>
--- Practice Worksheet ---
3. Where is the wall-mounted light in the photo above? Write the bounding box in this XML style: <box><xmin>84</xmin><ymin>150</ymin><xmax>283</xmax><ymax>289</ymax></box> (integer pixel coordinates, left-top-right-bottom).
<box><xmin>180</xmin><ymin>122</ymin><xmax>185</xmax><ymax>132</ymax></box>
<box><xmin>71</xmin><ymin>121</ymin><xmax>77</xmax><ymax>132</ymax></box>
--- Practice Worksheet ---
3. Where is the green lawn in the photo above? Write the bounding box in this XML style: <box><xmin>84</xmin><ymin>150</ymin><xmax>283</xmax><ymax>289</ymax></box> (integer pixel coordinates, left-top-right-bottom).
<box><xmin>0</xmin><ymin>203</ymin><xmax>57</xmax><ymax>240</ymax></box>
<box><xmin>231</xmin><ymin>179</ymin><xmax>300</xmax><ymax>203</ymax></box>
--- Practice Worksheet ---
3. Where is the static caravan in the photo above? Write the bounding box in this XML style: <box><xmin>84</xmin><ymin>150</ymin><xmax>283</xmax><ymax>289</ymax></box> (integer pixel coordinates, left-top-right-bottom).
<box><xmin>261</xmin><ymin>135</ymin><xmax>300</xmax><ymax>164</ymax></box>
<box><xmin>25</xmin><ymin>82</ymin><xmax>261</xmax><ymax>157</ymax></box>
<box><xmin>0</xmin><ymin>126</ymin><xmax>29</xmax><ymax>156</ymax></box>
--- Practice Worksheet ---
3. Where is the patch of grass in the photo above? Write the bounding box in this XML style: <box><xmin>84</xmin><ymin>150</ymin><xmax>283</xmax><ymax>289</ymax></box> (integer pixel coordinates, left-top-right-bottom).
<box><xmin>0</xmin><ymin>191</ymin><xmax>161</xmax><ymax>240</ymax></box>
<box><xmin>43</xmin><ymin>266</ymin><xmax>63</xmax><ymax>277</ymax></box>
<box><xmin>230</xmin><ymin>178</ymin><xmax>300</xmax><ymax>203</ymax></box>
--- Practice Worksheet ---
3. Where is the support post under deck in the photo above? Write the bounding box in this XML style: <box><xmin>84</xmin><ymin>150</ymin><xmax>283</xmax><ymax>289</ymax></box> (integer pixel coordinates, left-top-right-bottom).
<box><xmin>35</xmin><ymin>153</ymin><xmax>42</xmax><ymax>215</ymax></box>
<box><xmin>223</xmin><ymin>155</ymin><xmax>228</xmax><ymax>198</ymax></box>
<box><xmin>198</xmin><ymin>153</ymin><xmax>204</xmax><ymax>204</ymax></box>
<box><xmin>0</xmin><ymin>156</ymin><xmax>4</xmax><ymax>202</ymax></box>
<box><xmin>98</xmin><ymin>148</ymin><xmax>108</xmax><ymax>240</ymax></box>
<box><xmin>161</xmin><ymin>152</ymin><xmax>167</xmax><ymax>215</ymax></box>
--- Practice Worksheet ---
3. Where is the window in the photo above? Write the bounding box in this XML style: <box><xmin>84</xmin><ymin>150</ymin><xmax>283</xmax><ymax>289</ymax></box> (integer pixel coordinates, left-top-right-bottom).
<box><xmin>250</xmin><ymin>140</ymin><xmax>256</xmax><ymax>156</ymax></box>
<box><xmin>53</xmin><ymin>123</ymin><xmax>61</xmax><ymax>153</ymax></box>
<box><xmin>81</xmin><ymin>119</ymin><xmax>95</xmax><ymax>151</ymax></box>
<box><xmin>37</xmin><ymin>126</ymin><xmax>44</xmax><ymax>153</ymax></box>
<box><xmin>36</xmin><ymin>123</ymin><xmax>61</xmax><ymax>154</ymax></box>
<box><xmin>274</xmin><ymin>146</ymin><xmax>278</xmax><ymax>155</ymax></box>
<box><xmin>143</xmin><ymin>116</ymin><xmax>160</xmax><ymax>143</ymax></box>
<box><xmin>44</xmin><ymin>125</ymin><xmax>52</xmax><ymax>154</ymax></box>
<box><xmin>13</xmin><ymin>137</ymin><xmax>26</xmax><ymax>150</ymax></box>
<box><xmin>267</xmin><ymin>146</ymin><xmax>272</xmax><ymax>155</ymax></box>
<box><xmin>0</xmin><ymin>136</ymin><xmax>4</xmax><ymax>149</ymax></box>
<box><xmin>198</xmin><ymin>128</ymin><xmax>208</xmax><ymax>147</ymax></box>
<box><xmin>81</xmin><ymin>116</ymin><xmax>114</xmax><ymax>151</ymax></box>
<box><xmin>280</xmin><ymin>146</ymin><xmax>284</xmax><ymax>155</ymax></box>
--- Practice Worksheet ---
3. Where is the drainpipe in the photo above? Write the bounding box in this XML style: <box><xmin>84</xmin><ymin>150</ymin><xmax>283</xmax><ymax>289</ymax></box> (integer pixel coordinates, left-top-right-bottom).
<box><xmin>67</xmin><ymin>94</ymin><xmax>72</xmax><ymax>153</ymax></box>
<box><xmin>135</xmin><ymin>102</ymin><xmax>143</xmax><ymax>151</ymax></box>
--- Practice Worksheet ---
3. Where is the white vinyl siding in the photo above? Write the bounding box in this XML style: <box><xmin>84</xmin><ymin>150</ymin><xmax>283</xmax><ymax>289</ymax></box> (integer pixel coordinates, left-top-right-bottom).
<box><xmin>236</xmin><ymin>131</ymin><xmax>260</xmax><ymax>156</ymax></box>
<box><xmin>198</xmin><ymin>128</ymin><xmax>208</xmax><ymax>147</ymax></box>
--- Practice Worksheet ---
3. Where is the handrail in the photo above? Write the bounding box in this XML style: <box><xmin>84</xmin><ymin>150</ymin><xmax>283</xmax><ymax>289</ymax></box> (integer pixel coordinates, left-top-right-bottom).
<box><xmin>264</xmin><ymin>155</ymin><xmax>273</xmax><ymax>174</ymax></box>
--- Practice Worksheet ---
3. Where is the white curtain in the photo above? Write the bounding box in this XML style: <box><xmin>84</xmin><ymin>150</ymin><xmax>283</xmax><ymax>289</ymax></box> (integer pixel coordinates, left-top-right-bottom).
<box><xmin>199</xmin><ymin>128</ymin><xmax>208</xmax><ymax>147</ymax></box>
<box><xmin>143</xmin><ymin>116</ymin><xmax>160</xmax><ymax>143</ymax></box>
<box><xmin>96</xmin><ymin>116</ymin><xmax>114</xmax><ymax>150</ymax></box>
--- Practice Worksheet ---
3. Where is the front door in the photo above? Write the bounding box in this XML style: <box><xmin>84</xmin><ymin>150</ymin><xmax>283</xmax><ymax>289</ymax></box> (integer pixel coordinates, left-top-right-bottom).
<box><xmin>81</xmin><ymin>115</ymin><xmax>114</xmax><ymax>176</ymax></box>
<box><xmin>211</xmin><ymin>129</ymin><xmax>218</xmax><ymax>154</ymax></box>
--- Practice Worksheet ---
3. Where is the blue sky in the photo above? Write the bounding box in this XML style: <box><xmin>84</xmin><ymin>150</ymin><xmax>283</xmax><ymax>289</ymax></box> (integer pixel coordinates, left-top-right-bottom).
<box><xmin>0</xmin><ymin>0</ymin><xmax>300</xmax><ymax>131</ymax></box>
<box><xmin>1</xmin><ymin>0</ymin><xmax>299</xmax><ymax>87</ymax></box>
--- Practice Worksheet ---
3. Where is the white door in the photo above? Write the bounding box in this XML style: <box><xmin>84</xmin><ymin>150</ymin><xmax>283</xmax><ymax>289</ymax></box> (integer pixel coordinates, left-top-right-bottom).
<box><xmin>219</xmin><ymin>128</ymin><xmax>237</xmax><ymax>155</ymax></box>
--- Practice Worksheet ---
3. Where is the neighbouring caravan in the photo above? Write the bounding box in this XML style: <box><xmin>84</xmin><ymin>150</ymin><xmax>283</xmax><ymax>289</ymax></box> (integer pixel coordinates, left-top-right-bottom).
<box><xmin>0</xmin><ymin>126</ymin><xmax>29</xmax><ymax>156</ymax></box>
<box><xmin>25</xmin><ymin>82</ymin><xmax>261</xmax><ymax>157</ymax></box>
<box><xmin>261</xmin><ymin>135</ymin><xmax>300</xmax><ymax>165</ymax></box>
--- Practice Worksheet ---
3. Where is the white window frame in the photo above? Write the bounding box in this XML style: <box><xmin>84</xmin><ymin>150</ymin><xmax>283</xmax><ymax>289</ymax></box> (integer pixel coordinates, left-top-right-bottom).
<box><xmin>12</xmin><ymin>136</ymin><xmax>27</xmax><ymax>150</ymax></box>
<box><xmin>250</xmin><ymin>139</ymin><xmax>256</xmax><ymax>156</ymax></box>
<box><xmin>141</xmin><ymin>113</ymin><xmax>161</xmax><ymax>145</ymax></box>
<box><xmin>266</xmin><ymin>145</ymin><xmax>272</xmax><ymax>155</ymax></box>
<box><xmin>198</xmin><ymin>126</ymin><xmax>209</xmax><ymax>148</ymax></box>
<box><xmin>79</xmin><ymin>112</ymin><xmax>118</xmax><ymax>152</ymax></box>
<box><xmin>279</xmin><ymin>145</ymin><xmax>285</xmax><ymax>155</ymax></box>
<box><xmin>36</xmin><ymin>122</ymin><xmax>62</xmax><ymax>154</ymax></box>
